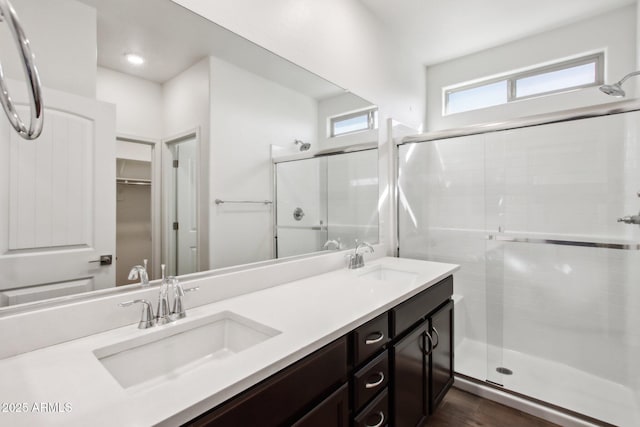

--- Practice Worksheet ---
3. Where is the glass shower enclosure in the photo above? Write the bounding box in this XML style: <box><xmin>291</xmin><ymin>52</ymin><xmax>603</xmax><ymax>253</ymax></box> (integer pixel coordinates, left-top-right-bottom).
<box><xmin>397</xmin><ymin>108</ymin><xmax>640</xmax><ymax>426</ymax></box>
<box><xmin>274</xmin><ymin>149</ymin><xmax>378</xmax><ymax>257</ymax></box>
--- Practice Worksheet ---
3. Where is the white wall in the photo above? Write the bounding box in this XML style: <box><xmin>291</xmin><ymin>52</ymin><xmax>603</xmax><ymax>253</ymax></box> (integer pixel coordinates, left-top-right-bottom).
<box><xmin>1</xmin><ymin>0</ymin><xmax>96</xmax><ymax>98</ymax></box>
<box><xmin>426</xmin><ymin>5</ymin><xmax>637</xmax><ymax>131</ymax></box>
<box><xmin>96</xmin><ymin>68</ymin><xmax>163</xmax><ymax>141</ymax></box>
<box><xmin>163</xmin><ymin>58</ymin><xmax>211</xmax><ymax>271</ymax></box>
<box><xmin>208</xmin><ymin>56</ymin><xmax>317</xmax><ymax>268</ymax></box>
<box><xmin>172</xmin><ymin>0</ymin><xmax>425</xmax><ymax>131</ymax></box>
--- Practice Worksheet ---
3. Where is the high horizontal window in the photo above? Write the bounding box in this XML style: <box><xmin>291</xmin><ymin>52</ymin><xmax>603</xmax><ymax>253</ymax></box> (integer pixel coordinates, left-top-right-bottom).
<box><xmin>330</xmin><ymin>108</ymin><xmax>378</xmax><ymax>137</ymax></box>
<box><xmin>444</xmin><ymin>53</ymin><xmax>604</xmax><ymax>115</ymax></box>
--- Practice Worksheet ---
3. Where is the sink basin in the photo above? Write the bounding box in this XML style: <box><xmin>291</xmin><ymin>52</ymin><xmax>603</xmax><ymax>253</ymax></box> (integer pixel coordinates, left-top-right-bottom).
<box><xmin>94</xmin><ymin>311</ymin><xmax>280</xmax><ymax>390</ymax></box>
<box><xmin>358</xmin><ymin>265</ymin><xmax>418</xmax><ymax>283</ymax></box>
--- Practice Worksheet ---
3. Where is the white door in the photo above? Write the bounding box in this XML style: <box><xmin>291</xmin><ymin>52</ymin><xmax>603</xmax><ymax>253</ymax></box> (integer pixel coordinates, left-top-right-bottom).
<box><xmin>169</xmin><ymin>136</ymin><xmax>198</xmax><ymax>276</ymax></box>
<box><xmin>0</xmin><ymin>82</ymin><xmax>116</xmax><ymax>306</ymax></box>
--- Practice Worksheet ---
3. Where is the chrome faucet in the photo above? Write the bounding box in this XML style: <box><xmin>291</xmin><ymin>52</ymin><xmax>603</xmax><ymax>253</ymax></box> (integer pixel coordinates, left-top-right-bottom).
<box><xmin>156</xmin><ymin>264</ymin><xmax>172</xmax><ymax>325</ymax></box>
<box><xmin>128</xmin><ymin>259</ymin><xmax>149</xmax><ymax>287</ymax></box>
<box><xmin>323</xmin><ymin>238</ymin><xmax>342</xmax><ymax>250</ymax></box>
<box><xmin>118</xmin><ymin>299</ymin><xmax>155</xmax><ymax>329</ymax></box>
<box><xmin>119</xmin><ymin>265</ymin><xmax>199</xmax><ymax>328</ymax></box>
<box><xmin>171</xmin><ymin>277</ymin><xmax>199</xmax><ymax>320</ymax></box>
<box><xmin>347</xmin><ymin>240</ymin><xmax>374</xmax><ymax>269</ymax></box>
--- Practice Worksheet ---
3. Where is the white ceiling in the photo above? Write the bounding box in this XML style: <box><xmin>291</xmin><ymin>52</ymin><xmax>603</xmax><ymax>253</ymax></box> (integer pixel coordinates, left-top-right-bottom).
<box><xmin>360</xmin><ymin>0</ymin><xmax>636</xmax><ymax>65</ymax></box>
<box><xmin>77</xmin><ymin>0</ymin><xmax>345</xmax><ymax>100</ymax></box>
<box><xmin>78</xmin><ymin>0</ymin><xmax>636</xmax><ymax>97</ymax></box>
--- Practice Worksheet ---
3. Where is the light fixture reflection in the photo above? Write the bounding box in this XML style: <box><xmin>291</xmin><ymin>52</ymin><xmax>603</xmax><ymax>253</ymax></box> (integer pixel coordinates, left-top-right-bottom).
<box><xmin>125</xmin><ymin>53</ymin><xmax>145</xmax><ymax>66</ymax></box>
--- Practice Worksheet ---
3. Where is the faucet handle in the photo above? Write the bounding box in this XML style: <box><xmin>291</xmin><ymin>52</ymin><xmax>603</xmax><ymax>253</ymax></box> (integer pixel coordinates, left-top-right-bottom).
<box><xmin>172</xmin><ymin>280</ymin><xmax>199</xmax><ymax>320</ymax></box>
<box><xmin>119</xmin><ymin>299</ymin><xmax>155</xmax><ymax>329</ymax></box>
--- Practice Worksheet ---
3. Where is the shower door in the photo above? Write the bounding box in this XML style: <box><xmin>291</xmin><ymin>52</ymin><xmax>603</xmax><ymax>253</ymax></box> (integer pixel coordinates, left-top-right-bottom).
<box><xmin>275</xmin><ymin>157</ymin><xmax>328</xmax><ymax>258</ymax></box>
<box><xmin>398</xmin><ymin>110</ymin><xmax>640</xmax><ymax>426</ymax></box>
<box><xmin>483</xmin><ymin>112</ymin><xmax>640</xmax><ymax>426</ymax></box>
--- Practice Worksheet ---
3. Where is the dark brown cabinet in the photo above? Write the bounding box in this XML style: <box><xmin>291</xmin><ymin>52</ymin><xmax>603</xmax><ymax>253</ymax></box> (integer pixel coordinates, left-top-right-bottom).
<box><xmin>292</xmin><ymin>383</ymin><xmax>350</xmax><ymax>427</ymax></box>
<box><xmin>431</xmin><ymin>300</ymin><xmax>454</xmax><ymax>411</ymax></box>
<box><xmin>184</xmin><ymin>275</ymin><xmax>454</xmax><ymax>427</ymax></box>
<box><xmin>393</xmin><ymin>320</ymin><xmax>429</xmax><ymax>426</ymax></box>
<box><xmin>392</xmin><ymin>299</ymin><xmax>454</xmax><ymax>426</ymax></box>
<box><xmin>184</xmin><ymin>337</ymin><xmax>348</xmax><ymax>427</ymax></box>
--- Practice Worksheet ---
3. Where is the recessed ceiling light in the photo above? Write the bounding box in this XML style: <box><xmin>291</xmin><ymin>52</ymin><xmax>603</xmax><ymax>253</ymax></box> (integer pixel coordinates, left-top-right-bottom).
<box><xmin>125</xmin><ymin>53</ymin><xmax>145</xmax><ymax>66</ymax></box>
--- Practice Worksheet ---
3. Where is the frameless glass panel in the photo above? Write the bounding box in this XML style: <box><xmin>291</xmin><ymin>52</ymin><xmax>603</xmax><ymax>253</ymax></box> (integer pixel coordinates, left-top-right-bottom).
<box><xmin>327</xmin><ymin>150</ymin><xmax>378</xmax><ymax>248</ymax></box>
<box><xmin>446</xmin><ymin>80</ymin><xmax>508</xmax><ymax>115</ymax></box>
<box><xmin>398</xmin><ymin>136</ymin><xmax>489</xmax><ymax>382</ymax></box>
<box><xmin>516</xmin><ymin>62</ymin><xmax>596</xmax><ymax>98</ymax></box>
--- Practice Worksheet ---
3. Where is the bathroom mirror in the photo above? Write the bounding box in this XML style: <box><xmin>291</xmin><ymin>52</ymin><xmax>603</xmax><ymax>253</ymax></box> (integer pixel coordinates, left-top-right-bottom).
<box><xmin>0</xmin><ymin>0</ymin><xmax>379</xmax><ymax>312</ymax></box>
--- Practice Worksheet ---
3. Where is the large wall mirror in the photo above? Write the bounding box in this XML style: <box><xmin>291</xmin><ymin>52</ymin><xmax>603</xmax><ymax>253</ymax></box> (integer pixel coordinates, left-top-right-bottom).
<box><xmin>0</xmin><ymin>0</ymin><xmax>379</xmax><ymax>312</ymax></box>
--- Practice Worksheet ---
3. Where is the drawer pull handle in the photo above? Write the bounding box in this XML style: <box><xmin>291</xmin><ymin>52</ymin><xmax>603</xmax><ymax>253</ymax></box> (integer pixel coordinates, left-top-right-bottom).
<box><xmin>432</xmin><ymin>326</ymin><xmax>440</xmax><ymax>349</ymax></box>
<box><xmin>365</xmin><ymin>411</ymin><xmax>385</xmax><ymax>427</ymax></box>
<box><xmin>420</xmin><ymin>330</ymin><xmax>434</xmax><ymax>356</ymax></box>
<box><xmin>365</xmin><ymin>332</ymin><xmax>384</xmax><ymax>345</ymax></box>
<box><xmin>365</xmin><ymin>372</ymin><xmax>385</xmax><ymax>389</ymax></box>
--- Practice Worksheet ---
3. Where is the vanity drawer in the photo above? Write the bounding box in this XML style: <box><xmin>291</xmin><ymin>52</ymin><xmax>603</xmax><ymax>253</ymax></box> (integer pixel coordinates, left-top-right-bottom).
<box><xmin>354</xmin><ymin>388</ymin><xmax>388</xmax><ymax>427</ymax></box>
<box><xmin>390</xmin><ymin>275</ymin><xmax>453</xmax><ymax>338</ymax></box>
<box><xmin>352</xmin><ymin>312</ymin><xmax>389</xmax><ymax>366</ymax></box>
<box><xmin>353</xmin><ymin>351</ymin><xmax>389</xmax><ymax>412</ymax></box>
<box><xmin>186</xmin><ymin>336</ymin><xmax>347</xmax><ymax>427</ymax></box>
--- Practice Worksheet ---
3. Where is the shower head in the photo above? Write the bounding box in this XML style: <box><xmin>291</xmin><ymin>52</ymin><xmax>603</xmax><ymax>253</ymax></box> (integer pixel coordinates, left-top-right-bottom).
<box><xmin>599</xmin><ymin>70</ymin><xmax>640</xmax><ymax>98</ymax></box>
<box><xmin>599</xmin><ymin>83</ymin><xmax>625</xmax><ymax>98</ymax></box>
<box><xmin>294</xmin><ymin>139</ymin><xmax>311</xmax><ymax>151</ymax></box>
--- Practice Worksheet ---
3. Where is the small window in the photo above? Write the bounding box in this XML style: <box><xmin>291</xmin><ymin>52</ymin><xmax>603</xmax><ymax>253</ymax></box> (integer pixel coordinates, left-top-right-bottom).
<box><xmin>444</xmin><ymin>53</ymin><xmax>604</xmax><ymax>115</ymax></box>
<box><xmin>330</xmin><ymin>108</ymin><xmax>378</xmax><ymax>137</ymax></box>
<box><xmin>447</xmin><ymin>80</ymin><xmax>508</xmax><ymax>115</ymax></box>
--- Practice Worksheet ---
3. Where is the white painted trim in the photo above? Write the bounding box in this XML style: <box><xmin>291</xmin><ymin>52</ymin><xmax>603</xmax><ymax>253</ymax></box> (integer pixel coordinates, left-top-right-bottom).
<box><xmin>162</xmin><ymin>128</ymin><xmax>201</xmax><ymax>276</ymax></box>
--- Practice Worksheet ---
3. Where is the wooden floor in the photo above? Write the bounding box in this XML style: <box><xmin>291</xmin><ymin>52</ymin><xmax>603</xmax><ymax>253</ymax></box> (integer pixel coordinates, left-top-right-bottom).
<box><xmin>428</xmin><ymin>388</ymin><xmax>560</xmax><ymax>427</ymax></box>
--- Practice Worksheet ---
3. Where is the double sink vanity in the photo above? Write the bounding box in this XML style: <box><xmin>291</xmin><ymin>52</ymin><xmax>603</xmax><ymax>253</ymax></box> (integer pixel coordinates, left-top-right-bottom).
<box><xmin>0</xmin><ymin>256</ymin><xmax>458</xmax><ymax>426</ymax></box>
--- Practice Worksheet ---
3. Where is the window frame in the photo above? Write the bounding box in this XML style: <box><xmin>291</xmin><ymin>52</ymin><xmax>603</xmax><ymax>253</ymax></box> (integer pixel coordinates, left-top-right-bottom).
<box><xmin>443</xmin><ymin>52</ymin><xmax>604</xmax><ymax>115</ymax></box>
<box><xmin>329</xmin><ymin>107</ymin><xmax>378</xmax><ymax>138</ymax></box>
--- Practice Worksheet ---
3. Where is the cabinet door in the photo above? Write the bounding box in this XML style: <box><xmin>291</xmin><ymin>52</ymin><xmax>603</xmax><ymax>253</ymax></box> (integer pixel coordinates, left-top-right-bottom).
<box><xmin>430</xmin><ymin>300</ymin><xmax>454</xmax><ymax>412</ymax></box>
<box><xmin>392</xmin><ymin>320</ymin><xmax>428</xmax><ymax>427</ymax></box>
<box><xmin>292</xmin><ymin>383</ymin><xmax>349</xmax><ymax>427</ymax></box>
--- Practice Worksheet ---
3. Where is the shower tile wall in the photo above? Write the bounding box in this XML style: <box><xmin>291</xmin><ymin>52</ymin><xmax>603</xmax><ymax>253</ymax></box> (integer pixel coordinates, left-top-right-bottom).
<box><xmin>398</xmin><ymin>111</ymin><xmax>640</xmax><ymax>424</ymax></box>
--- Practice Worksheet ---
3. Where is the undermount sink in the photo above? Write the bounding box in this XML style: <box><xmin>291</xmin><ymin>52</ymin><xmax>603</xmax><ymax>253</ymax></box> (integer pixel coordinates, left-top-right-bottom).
<box><xmin>358</xmin><ymin>265</ymin><xmax>418</xmax><ymax>283</ymax></box>
<box><xmin>94</xmin><ymin>311</ymin><xmax>280</xmax><ymax>390</ymax></box>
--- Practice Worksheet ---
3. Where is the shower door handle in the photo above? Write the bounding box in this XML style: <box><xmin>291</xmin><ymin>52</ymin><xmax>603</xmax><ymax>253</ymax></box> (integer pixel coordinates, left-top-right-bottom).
<box><xmin>617</xmin><ymin>215</ymin><xmax>640</xmax><ymax>225</ymax></box>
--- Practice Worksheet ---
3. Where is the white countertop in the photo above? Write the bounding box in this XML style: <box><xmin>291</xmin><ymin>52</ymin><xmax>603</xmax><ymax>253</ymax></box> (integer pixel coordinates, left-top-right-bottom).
<box><xmin>0</xmin><ymin>257</ymin><xmax>458</xmax><ymax>426</ymax></box>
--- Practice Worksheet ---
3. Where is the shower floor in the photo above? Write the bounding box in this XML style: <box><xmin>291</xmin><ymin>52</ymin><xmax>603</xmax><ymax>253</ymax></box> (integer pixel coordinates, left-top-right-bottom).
<box><xmin>455</xmin><ymin>338</ymin><xmax>640</xmax><ymax>427</ymax></box>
